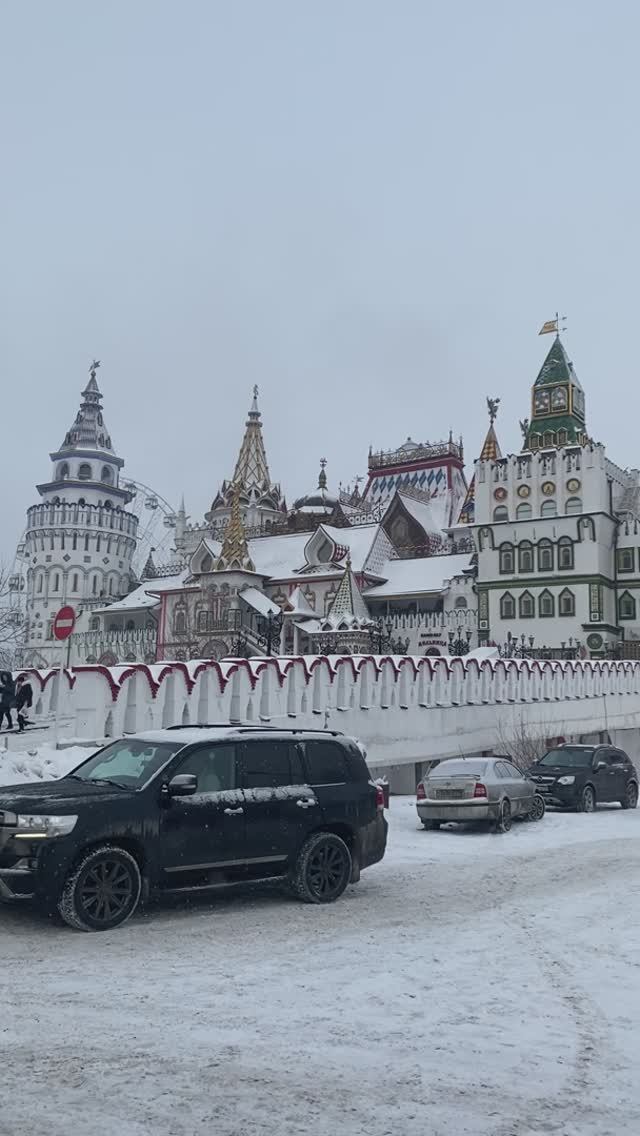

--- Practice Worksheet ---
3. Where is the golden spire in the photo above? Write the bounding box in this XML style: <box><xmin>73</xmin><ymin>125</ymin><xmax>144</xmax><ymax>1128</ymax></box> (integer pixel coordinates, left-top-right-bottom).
<box><xmin>215</xmin><ymin>484</ymin><xmax>256</xmax><ymax>572</ymax></box>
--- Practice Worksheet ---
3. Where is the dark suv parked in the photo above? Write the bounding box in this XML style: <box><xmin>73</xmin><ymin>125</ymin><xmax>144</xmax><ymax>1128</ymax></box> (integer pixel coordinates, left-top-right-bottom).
<box><xmin>0</xmin><ymin>726</ymin><xmax>387</xmax><ymax>931</ymax></box>
<box><xmin>527</xmin><ymin>744</ymin><xmax>639</xmax><ymax>813</ymax></box>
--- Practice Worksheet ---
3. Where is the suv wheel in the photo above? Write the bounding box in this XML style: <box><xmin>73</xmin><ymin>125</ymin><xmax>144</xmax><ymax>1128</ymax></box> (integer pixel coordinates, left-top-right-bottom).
<box><xmin>58</xmin><ymin>845</ymin><xmax>142</xmax><ymax>932</ymax></box>
<box><xmin>577</xmin><ymin>785</ymin><xmax>596</xmax><ymax>814</ymax></box>
<box><xmin>494</xmin><ymin>798</ymin><xmax>512</xmax><ymax>833</ymax></box>
<box><xmin>291</xmin><ymin>832</ymin><xmax>352</xmax><ymax>904</ymax></box>
<box><xmin>621</xmin><ymin>781</ymin><xmax>639</xmax><ymax>810</ymax></box>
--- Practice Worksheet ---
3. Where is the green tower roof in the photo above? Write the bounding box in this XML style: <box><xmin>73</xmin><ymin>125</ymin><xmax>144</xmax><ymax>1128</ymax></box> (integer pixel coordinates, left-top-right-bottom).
<box><xmin>525</xmin><ymin>335</ymin><xmax>587</xmax><ymax>450</ymax></box>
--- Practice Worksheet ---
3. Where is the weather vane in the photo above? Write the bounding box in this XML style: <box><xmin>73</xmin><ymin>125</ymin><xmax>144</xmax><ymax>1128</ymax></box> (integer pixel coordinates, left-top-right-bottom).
<box><xmin>486</xmin><ymin>396</ymin><xmax>500</xmax><ymax>424</ymax></box>
<box><xmin>538</xmin><ymin>312</ymin><xmax>567</xmax><ymax>336</ymax></box>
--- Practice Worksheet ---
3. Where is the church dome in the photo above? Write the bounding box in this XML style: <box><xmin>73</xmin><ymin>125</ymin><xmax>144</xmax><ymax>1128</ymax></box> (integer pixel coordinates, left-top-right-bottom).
<box><xmin>294</xmin><ymin>460</ymin><xmax>338</xmax><ymax>515</ymax></box>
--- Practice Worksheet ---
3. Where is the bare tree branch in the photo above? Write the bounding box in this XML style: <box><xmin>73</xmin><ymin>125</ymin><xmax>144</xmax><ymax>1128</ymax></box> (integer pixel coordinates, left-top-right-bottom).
<box><xmin>495</xmin><ymin>712</ymin><xmax>559</xmax><ymax>772</ymax></box>
<box><xmin>0</xmin><ymin>563</ymin><xmax>24</xmax><ymax>670</ymax></box>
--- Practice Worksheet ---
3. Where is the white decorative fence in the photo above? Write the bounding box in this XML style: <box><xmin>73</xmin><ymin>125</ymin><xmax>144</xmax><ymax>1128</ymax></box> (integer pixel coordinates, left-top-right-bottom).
<box><xmin>18</xmin><ymin>654</ymin><xmax>640</xmax><ymax>789</ymax></box>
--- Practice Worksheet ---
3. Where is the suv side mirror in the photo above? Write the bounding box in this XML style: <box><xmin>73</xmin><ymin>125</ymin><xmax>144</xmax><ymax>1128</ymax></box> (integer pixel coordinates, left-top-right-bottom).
<box><xmin>165</xmin><ymin>774</ymin><xmax>198</xmax><ymax>798</ymax></box>
<box><xmin>594</xmin><ymin>760</ymin><xmax>606</xmax><ymax>772</ymax></box>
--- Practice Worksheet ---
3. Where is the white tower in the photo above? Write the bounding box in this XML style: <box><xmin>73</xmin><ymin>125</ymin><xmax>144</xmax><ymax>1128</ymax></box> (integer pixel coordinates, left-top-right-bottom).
<box><xmin>21</xmin><ymin>362</ymin><xmax>139</xmax><ymax>667</ymax></box>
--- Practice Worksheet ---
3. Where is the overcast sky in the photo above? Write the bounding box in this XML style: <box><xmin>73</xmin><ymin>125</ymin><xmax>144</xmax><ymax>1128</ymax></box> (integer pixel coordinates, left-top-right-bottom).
<box><xmin>2</xmin><ymin>0</ymin><xmax>639</xmax><ymax>566</ymax></box>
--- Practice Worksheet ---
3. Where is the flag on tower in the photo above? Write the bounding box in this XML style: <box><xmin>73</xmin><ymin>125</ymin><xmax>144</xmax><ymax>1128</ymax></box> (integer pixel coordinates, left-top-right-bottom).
<box><xmin>538</xmin><ymin>318</ymin><xmax>558</xmax><ymax>336</ymax></box>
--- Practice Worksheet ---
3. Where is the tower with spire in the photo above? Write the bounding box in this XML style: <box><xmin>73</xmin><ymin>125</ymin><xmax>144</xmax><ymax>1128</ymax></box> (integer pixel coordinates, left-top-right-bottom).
<box><xmin>20</xmin><ymin>362</ymin><xmax>139</xmax><ymax>667</ymax></box>
<box><xmin>524</xmin><ymin>335</ymin><xmax>587</xmax><ymax>450</ymax></box>
<box><xmin>205</xmin><ymin>387</ymin><xmax>286</xmax><ymax>538</ymax></box>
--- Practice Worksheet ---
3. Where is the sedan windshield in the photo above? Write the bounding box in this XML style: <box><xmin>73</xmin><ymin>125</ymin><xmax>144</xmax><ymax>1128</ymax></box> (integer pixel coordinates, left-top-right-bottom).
<box><xmin>538</xmin><ymin>747</ymin><xmax>594</xmax><ymax>769</ymax></box>
<box><xmin>68</xmin><ymin>739</ymin><xmax>183</xmax><ymax>789</ymax></box>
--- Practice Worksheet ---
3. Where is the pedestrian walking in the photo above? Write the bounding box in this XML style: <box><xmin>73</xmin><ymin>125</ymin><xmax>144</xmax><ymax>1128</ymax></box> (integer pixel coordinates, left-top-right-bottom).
<box><xmin>0</xmin><ymin>671</ymin><xmax>16</xmax><ymax>731</ymax></box>
<box><xmin>15</xmin><ymin>675</ymin><xmax>34</xmax><ymax>732</ymax></box>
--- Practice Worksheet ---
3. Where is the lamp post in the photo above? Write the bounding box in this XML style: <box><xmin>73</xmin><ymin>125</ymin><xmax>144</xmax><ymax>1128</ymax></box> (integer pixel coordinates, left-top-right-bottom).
<box><xmin>448</xmin><ymin>625</ymin><xmax>472</xmax><ymax>657</ymax></box>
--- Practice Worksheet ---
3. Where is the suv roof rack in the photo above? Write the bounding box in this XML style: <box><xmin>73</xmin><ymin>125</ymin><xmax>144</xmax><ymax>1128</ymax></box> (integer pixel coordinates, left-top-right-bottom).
<box><xmin>164</xmin><ymin>723</ymin><xmax>345</xmax><ymax>737</ymax></box>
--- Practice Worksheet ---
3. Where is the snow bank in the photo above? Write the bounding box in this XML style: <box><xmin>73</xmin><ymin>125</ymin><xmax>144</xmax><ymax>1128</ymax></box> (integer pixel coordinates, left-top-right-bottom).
<box><xmin>0</xmin><ymin>744</ymin><xmax>95</xmax><ymax>787</ymax></box>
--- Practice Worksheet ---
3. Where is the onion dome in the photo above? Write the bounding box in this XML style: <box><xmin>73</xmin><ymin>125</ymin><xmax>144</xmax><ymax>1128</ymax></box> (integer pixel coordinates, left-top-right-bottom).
<box><xmin>294</xmin><ymin>459</ymin><xmax>338</xmax><ymax>515</ymax></box>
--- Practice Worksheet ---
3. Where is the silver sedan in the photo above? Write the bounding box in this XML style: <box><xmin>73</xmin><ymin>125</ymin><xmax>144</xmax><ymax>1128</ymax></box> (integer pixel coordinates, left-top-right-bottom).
<box><xmin>416</xmin><ymin>756</ymin><xmax>545</xmax><ymax>833</ymax></box>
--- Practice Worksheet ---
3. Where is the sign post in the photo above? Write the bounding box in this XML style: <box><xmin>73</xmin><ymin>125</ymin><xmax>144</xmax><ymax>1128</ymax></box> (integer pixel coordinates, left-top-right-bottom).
<box><xmin>52</xmin><ymin>606</ymin><xmax>76</xmax><ymax>746</ymax></box>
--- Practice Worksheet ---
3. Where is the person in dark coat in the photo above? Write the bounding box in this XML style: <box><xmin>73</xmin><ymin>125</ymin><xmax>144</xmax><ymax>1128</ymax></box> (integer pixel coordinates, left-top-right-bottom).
<box><xmin>15</xmin><ymin>676</ymin><xmax>33</xmax><ymax>732</ymax></box>
<box><xmin>0</xmin><ymin>672</ymin><xmax>15</xmax><ymax>730</ymax></box>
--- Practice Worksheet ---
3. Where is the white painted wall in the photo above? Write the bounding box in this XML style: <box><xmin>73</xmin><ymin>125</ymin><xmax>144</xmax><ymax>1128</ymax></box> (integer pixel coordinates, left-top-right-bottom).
<box><xmin>18</xmin><ymin>654</ymin><xmax>640</xmax><ymax>790</ymax></box>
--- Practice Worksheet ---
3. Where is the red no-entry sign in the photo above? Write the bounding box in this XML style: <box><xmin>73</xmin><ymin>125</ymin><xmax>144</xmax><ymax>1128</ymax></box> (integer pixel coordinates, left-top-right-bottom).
<box><xmin>52</xmin><ymin>605</ymin><xmax>76</xmax><ymax>641</ymax></box>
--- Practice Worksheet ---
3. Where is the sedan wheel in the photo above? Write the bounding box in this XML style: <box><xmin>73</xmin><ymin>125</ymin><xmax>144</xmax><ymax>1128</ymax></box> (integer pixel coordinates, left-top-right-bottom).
<box><xmin>422</xmin><ymin>820</ymin><xmax>441</xmax><ymax>830</ymax></box>
<box><xmin>621</xmin><ymin>781</ymin><xmax>639</xmax><ymax>810</ymax></box>
<box><xmin>528</xmin><ymin>793</ymin><xmax>546</xmax><ymax>822</ymax></box>
<box><xmin>494</xmin><ymin>798</ymin><xmax>512</xmax><ymax>833</ymax></box>
<box><xmin>577</xmin><ymin>785</ymin><xmax>596</xmax><ymax>813</ymax></box>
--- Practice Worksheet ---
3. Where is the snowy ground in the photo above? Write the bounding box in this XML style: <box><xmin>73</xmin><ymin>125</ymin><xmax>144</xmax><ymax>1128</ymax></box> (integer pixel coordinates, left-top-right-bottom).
<box><xmin>1</xmin><ymin>782</ymin><xmax>640</xmax><ymax>1134</ymax></box>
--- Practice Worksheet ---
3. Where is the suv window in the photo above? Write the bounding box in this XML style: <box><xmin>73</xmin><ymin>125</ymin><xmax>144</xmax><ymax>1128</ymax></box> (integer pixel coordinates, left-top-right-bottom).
<box><xmin>304</xmin><ymin>740</ymin><xmax>350</xmax><ymax>784</ymax></box>
<box><xmin>176</xmin><ymin>744</ymin><xmax>237</xmax><ymax>793</ymax></box>
<box><xmin>240</xmin><ymin>741</ymin><xmax>302</xmax><ymax>788</ymax></box>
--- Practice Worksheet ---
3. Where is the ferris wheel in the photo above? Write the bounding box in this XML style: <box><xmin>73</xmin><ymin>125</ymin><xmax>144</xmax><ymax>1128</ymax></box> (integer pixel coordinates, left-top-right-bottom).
<box><xmin>7</xmin><ymin>478</ymin><xmax>181</xmax><ymax>627</ymax></box>
<box><xmin>121</xmin><ymin>477</ymin><xmax>180</xmax><ymax>577</ymax></box>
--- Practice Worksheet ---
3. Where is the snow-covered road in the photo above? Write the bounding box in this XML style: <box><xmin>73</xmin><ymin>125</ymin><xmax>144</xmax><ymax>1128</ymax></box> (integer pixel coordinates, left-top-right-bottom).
<box><xmin>1</xmin><ymin>797</ymin><xmax>640</xmax><ymax>1136</ymax></box>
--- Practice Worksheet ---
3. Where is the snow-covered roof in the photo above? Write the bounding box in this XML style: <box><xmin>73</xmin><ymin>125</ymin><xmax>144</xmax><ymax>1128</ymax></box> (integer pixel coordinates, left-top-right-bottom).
<box><xmin>285</xmin><ymin>586</ymin><xmax>316</xmax><ymax>616</ymax></box>
<box><xmin>240</xmin><ymin>586</ymin><xmax>280</xmax><ymax>617</ymax></box>
<box><xmin>363</xmin><ymin>554</ymin><xmax>473</xmax><ymax>599</ymax></box>
<box><xmin>393</xmin><ymin>492</ymin><xmax>450</xmax><ymax>538</ymax></box>
<box><xmin>94</xmin><ymin>571</ymin><xmax>187</xmax><ymax>614</ymax></box>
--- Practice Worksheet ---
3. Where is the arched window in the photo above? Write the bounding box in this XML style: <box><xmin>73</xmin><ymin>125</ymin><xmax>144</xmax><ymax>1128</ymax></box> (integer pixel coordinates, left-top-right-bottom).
<box><xmin>108</xmin><ymin>577</ymin><xmax>114</xmax><ymax>594</ymax></box>
<box><xmin>541</xmin><ymin>500</ymin><xmax>557</xmax><ymax>518</ymax></box>
<box><xmin>500</xmin><ymin>592</ymin><xmax>515</xmax><ymax>619</ymax></box>
<box><xmin>197</xmin><ymin>609</ymin><xmax>210</xmax><ymax>633</ymax></box>
<box><xmin>538</xmin><ymin>539</ymin><xmax>554</xmax><ymax>572</ymax></box>
<box><xmin>454</xmin><ymin>596</ymin><xmax>468</xmax><ymax>609</ymax></box>
<box><xmin>493</xmin><ymin>506</ymin><xmax>508</xmax><ymax>522</ymax></box>
<box><xmin>78</xmin><ymin>463</ymin><xmax>92</xmax><ymax>481</ymax></box>
<box><xmin>558</xmin><ymin>537</ymin><xmax>574</xmax><ymax>570</ymax></box>
<box><xmin>565</xmin><ymin>497</ymin><xmax>582</xmax><ymax>515</ymax></box>
<box><xmin>519</xmin><ymin>591</ymin><xmax>534</xmax><ymax>618</ymax></box>
<box><xmin>539</xmin><ymin>589</ymin><xmax>554</xmax><ymax>617</ymax></box>
<box><xmin>37</xmin><ymin>573</ymin><xmax>44</xmax><ymax>594</ymax></box>
<box><xmin>101</xmin><ymin>466</ymin><xmax>113</xmax><ymax>484</ymax></box>
<box><xmin>72</xmin><ymin>573</ymin><xmax>79</xmax><ymax>592</ymax></box>
<box><xmin>499</xmin><ymin>542</ymin><xmax>514</xmax><ymax>574</ymax></box>
<box><xmin>619</xmin><ymin>591</ymin><xmax>636</xmax><ymax>620</ymax></box>
<box><xmin>174</xmin><ymin>608</ymin><xmax>187</xmax><ymax>635</ymax></box>
<box><xmin>52</xmin><ymin>573</ymin><xmax>60</xmax><ymax>593</ymax></box>
<box><xmin>89</xmin><ymin>616</ymin><xmax>99</xmax><ymax>631</ymax></box>
<box><xmin>200</xmin><ymin>553</ymin><xmax>213</xmax><ymax>574</ymax></box>
<box><xmin>518</xmin><ymin>541</ymin><xmax>534</xmax><ymax>573</ymax></box>
<box><xmin>559</xmin><ymin>588</ymin><xmax>575</xmax><ymax>616</ymax></box>
<box><xmin>516</xmin><ymin>503</ymin><xmax>532</xmax><ymax>520</ymax></box>
<box><xmin>580</xmin><ymin>517</ymin><xmax>595</xmax><ymax>541</ymax></box>
<box><xmin>58</xmin><ymin>462</ymin><xmax>69</xmax><ymax>480</ymax></box>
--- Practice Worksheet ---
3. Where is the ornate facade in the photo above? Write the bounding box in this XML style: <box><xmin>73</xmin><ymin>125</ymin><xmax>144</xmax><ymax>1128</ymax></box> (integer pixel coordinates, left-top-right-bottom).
<box><xmin>473</xmin><ymin>332</ymin><xmax>640</xmax><ymax>658</ymax></box>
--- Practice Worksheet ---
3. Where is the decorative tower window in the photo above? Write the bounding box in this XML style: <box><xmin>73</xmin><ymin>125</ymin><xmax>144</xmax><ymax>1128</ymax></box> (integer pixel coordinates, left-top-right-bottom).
<box><xmin>541</xmin><ymin>500</ymin><xmax>557</xmax><ymax>518</ymax></box>
<box><xmin>538</xmin><ymin>540</ymin><xmax>554</xmax><ymax>572</ymax></box>
<box><xmin>559</xmin><ymin>588</ymin><xmax>575</xmax><ymax>616</ymax></box>
<box><xmin>499</xmin><ymin>543</ymin><xmax>514</xmax><ymax>574</ymax></box>
<box><xmin>516</xmin><ymin>503</ymin><xmax>532</xmax><ymax>520</ymax></box>
<box><xmin>617</xmin><ymin>548</ymin><xmax>635</xmax><ymax>573</ymax></box>
<box><xmin>500</xmin><ymin>592</ymin><xmax>515</xmax><ymax>619</ymax></box>
<box><xmin>565</xmin><ymin>497</ymin><xmax>582</xmax><ymax>515</ymax></box>
<box><xmin>558</xmin><ymin>537</ymin><xmax>574</xmax><ymax>569</ymax></box>
<box><xmin>619</xmin><ymin>592</ymin><xmax>636</xmax><ymax>620</ymax></box>
<box><xmin>518</xmin><ymin>541</ymin><xmax>534</xmax><ymax>573</ymax></box>
<box><xmin>539</xmin><ymin>589</ymin><xmax>554</xmax><ymax>617</ymax></box>
<box><xmin>493</xmin><ymin>506</ymin><xmax>508</xmax><ymax>521</ymax></box>
<box><xmin>519</xmin><ymin>591</ymin><xmax>535</xmax><ymax>618</ymax></box>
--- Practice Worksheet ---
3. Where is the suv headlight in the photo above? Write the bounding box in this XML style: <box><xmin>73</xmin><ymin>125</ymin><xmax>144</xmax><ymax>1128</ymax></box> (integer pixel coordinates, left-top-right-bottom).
<box><xmin>14</xmin><ymin>814</ymin><xmax>78</xmax><ymax>838</ymax></box>
<box><xmin>557</xmin><ymin>776</ymin><xmax>575</xmax><ymax>786</ymax></box>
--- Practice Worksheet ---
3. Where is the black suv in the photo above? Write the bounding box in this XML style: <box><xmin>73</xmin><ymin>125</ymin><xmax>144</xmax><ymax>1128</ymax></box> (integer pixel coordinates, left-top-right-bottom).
<box><xmin>527</xmin><ymin>744</ymin><xmax>639</xmax><ymax>813</ymax></box>
<box><xmin>0</xmin><ymin>726</ymin><xmax>387</xmax><ymax>931</ymax></box>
